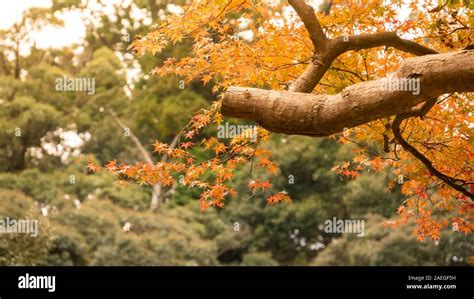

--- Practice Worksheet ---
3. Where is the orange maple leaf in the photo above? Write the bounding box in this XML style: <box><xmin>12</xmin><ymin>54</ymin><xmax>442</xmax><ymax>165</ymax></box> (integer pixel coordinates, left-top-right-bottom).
<box><xmin>87</xmin><ymin>159</ymin><xmax>100</xmax><ymax>173</ymax></box>
<box><xmin>181</xmin><ymin>142</ymin><xmax>194</xmax><ymax>149</ymax></box>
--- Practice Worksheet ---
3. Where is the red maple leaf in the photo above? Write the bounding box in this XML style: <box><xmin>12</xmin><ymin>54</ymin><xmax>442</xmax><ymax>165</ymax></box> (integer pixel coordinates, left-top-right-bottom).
<box><xmin>181</xmin><ymin>142</ymin><xmax>194</xmax><ymax>149</ymax></box>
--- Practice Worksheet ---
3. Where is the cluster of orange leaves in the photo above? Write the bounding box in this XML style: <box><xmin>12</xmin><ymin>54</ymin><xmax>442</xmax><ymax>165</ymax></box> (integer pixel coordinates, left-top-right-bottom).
<box><xmin>89</xmin><ymin>101</ymin><xmax>289</xmax><ymax>210</ymax></box>
<box><xmin>104</xmin><ymin>0</ymin><xmax>473</xmax><ymax>241</ymax></box>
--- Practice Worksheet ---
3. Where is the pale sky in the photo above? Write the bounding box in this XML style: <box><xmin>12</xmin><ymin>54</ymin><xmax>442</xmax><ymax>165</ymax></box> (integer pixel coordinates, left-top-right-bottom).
<box><xmin>0</xmin><ymin>0</ymin><xmax>51</xmax><ymax>29</ymax></box>
<box><xmin>0</xmin><ymin>0</ymin><xmax>149</xmax><ymax>49</ymax></box>
<box><xmin>0</xmin><ymin>0</ymin><xmax>416</xmax><ymax>51</ymax></box>
<box><xmin>0</xmin><ymin>0</ymin><xmax>85</xmax><ymax>49</ymax></box>
<box><xmin>0</xmin><ymin>0</ymin><xmax>326</xmax><ymax>50</ymax></box>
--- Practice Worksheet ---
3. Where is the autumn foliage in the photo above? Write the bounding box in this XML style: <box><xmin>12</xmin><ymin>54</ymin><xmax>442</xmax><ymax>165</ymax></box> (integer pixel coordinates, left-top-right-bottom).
<box><xmin>90</xmin><ymin>0</ymin><xmax>473</xmax><ymax>242</ymax></box>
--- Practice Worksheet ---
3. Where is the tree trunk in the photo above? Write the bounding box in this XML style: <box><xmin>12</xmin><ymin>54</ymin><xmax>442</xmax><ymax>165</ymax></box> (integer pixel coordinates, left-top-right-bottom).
<box><xmin>150</xmin><ymin>183</ymin><xmax>162</xmax><ymax>212</ymax></box>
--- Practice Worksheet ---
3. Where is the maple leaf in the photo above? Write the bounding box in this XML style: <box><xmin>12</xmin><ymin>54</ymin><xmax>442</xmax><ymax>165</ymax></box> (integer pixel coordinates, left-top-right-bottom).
<box><xmin>185</xmin><ymin>130</ymin><xmax>195</xmax><ymax>139</ymax></box>
<box><xmin>105</xmin><ymin>160</ymin><xmax>117</xmax><ymax>171</ymax></box>
<box><xmin>213</xmin><ymin>112</ymin><xmax>223</xmax><ymax>124</ymax></box>
<box><xmin>202</xmin><ymin>137</ymin><xmax>218</xmax><ymax>150</ymax></box>
<box><xmin>213</xmin><ymin>143</ymin><xmax>226</xmax><ymax>155</ymax></box>
<box><xmin>259</xmin><ymin>180</ymin><xmax>272</xmax><ymax>191</ymax></box>
<box><xmin>267</xmin><ymin>192</ymin><xmax>292</xmax><ymax>206</ymax></box>
<box><xmin>152</xmin><ymin>141</ymin><xmax>169</xmax><ymax>154</ymax></box>
<box><xmin>169</xmin><ymin>149</ymin><xmax>188</xmax><ymax>159</ymax></box>
<box><xmin>248</xmin><ymin>180</ymin><xmax>259</xmax><ymax>190</ymax></box>
<box><xmin>200</xmin><ymin>199</ymin><xmax>209</xmax><ymax>212</ymax></box>
<box><xmin>249</xmin><ymin>180</ymin><xmax>272</xmax><ymax>192</ymax></box>
<box><xmin>370</xmin><ymin>157</ymin><xmax>384</xmax><ymax>172</ymax></box>
<box><xmin>202</xmin><ymin>74</ymin><xmax>213</xmax><ymax>85</ymax></box>
<box><xmin>87</xmin><ymin>160</ymin><xmax>100</xmax><ymax>173</ymax></box>
<box><xmin>162</xmin><ymin>176</ymin><xmax>174</xmax><ymax>187</ymax></box>
<box><xmin>181</xmin><ymin>142</ymin><xmax>194</xmax><ymax>149</ymax></box>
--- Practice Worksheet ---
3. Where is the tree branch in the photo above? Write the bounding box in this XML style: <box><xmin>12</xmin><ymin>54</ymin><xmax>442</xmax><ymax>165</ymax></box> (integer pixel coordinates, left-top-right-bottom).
<box><xmin>222</xmin><ymin>50</ymin><xmax>474</xmax><ymax>136</ymax></box>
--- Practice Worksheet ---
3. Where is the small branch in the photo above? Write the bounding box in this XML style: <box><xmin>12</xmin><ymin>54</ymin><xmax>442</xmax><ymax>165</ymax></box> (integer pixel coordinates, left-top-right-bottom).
<box><xmin>330</xmin><ymin>66</ymin><xmax>366</xmax><ymax>81</ymax></box>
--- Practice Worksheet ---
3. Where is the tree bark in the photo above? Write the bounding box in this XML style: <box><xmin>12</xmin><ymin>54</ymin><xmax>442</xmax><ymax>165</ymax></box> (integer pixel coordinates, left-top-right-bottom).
<box><xmin>222</xmin><ymin>50</ymin><xmax>474</xmax><ymax>137</ymax></box>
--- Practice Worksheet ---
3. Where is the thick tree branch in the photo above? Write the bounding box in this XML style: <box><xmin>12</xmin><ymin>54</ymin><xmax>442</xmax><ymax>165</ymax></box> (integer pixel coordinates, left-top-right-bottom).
<box><xmin>222</xmin><ymin>50</ymin><xmax>474</xmax><ymax>136</ymax></box>
<box><xmin>288</xmin><ymin>0</ymin><xmax>327</xmax><ymax>53</ymax></box>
